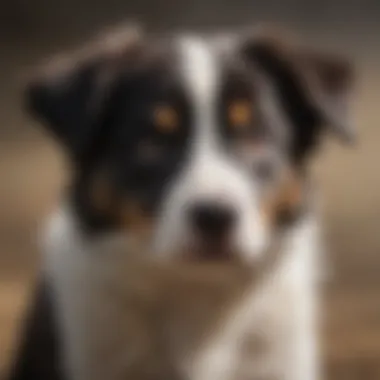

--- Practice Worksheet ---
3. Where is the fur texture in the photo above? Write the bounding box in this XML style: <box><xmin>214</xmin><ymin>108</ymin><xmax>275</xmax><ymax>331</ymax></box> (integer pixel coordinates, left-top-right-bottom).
<box><xmin>10</xmin><ymin>24</ymin><xmax>356</xmax><ymax>380</ymax></box>
<box><xmin>42</xmin><ymin>204</ymin><xmax>321</xmax><ymax>380</ymax></box>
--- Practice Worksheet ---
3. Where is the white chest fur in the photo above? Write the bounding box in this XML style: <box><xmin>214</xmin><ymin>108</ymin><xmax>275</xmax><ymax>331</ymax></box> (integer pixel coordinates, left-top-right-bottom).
<box><xmin>43</xmin><ymin>208</ymin><xmax>321</xmax><ymax>380</ymax></box>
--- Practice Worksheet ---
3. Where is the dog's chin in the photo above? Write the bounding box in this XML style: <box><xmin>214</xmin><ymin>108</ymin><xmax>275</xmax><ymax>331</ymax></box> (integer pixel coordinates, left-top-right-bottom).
<box><xmin>152</xmin><ymin>238</ymin><xmax>236</xmax><ymax>264</ymax></box>
<box><xmin>169</xmin><ymin>238</ymin><xmax>266</xmax><ymax>265</ymax></box>
<box><xmin>152</xmin><ymin>226</ymin><xmax>270</xmax><ymax>264</ymax></box>
<box><xmin>185</xmin><ymin>239</ymin><xmax>236</xmax><ymax>262</ymax></box>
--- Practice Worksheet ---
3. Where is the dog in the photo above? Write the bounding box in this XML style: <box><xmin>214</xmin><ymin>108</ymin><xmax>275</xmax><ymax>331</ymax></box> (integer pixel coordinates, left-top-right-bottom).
<box><xmin>9</xmin><ymin>23</ymin><xmax>356</xmax><ymax>380</ymax></box>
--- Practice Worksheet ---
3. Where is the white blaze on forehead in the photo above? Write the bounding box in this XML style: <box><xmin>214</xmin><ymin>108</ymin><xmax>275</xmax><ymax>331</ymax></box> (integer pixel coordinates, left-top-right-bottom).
<box><xmin>177</xmin><ymin>35</ymin><xmax>219</xmax><ymax>105</ymax></box>
<box><xmin>177</xmin><ymin>35</ymin><xmax>220</xmax><ymax>149</ymax></box>
<box><xmin>154</xmin><ymin>35</ymin><xmax>269</xmax><ymax>260</ymax></box>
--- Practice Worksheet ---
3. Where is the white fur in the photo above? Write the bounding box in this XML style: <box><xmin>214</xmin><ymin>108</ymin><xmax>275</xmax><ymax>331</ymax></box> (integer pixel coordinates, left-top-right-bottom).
<box><xmin>188</xmin><ymin>215</ymin><xmax>321</xmax><ymax>380</ymax></box>
<box><xmin>155</xmin><ymin>37</ymin><xmax>268</xmax><ymax>261</ymax></box>
<box><xmin>42</xmin><ymin>36</ymin><xmax>321</xmax><ymax>380</ymax></box>
<box><xmin>43</xmin><ymin>206</ymin><xmax>320</xmax><ymax>380</ymax></box>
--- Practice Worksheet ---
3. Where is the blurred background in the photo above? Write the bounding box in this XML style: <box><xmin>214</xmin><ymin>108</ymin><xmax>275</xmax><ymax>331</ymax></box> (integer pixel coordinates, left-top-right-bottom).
<box><xmin>0</xmin><ymin>0</ymin><xmax>379</xmax><ymax>379</ymax></box>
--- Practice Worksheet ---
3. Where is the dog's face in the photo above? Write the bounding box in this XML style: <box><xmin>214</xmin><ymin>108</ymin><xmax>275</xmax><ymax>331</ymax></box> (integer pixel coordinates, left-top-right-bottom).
<box><xmin>27</xmin><ymin>25</ymin><xmax>355</xmax><ymax>262</ymax></box>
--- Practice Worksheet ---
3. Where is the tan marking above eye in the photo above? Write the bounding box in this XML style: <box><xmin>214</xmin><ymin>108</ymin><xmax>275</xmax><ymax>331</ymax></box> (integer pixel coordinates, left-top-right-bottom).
<box><xmin>153</xmin><ymin>104</ymin><xmax>179</xmax><ymax>133</ymax></box>
<box><xmin>228</xmin><ymin>100</ymin><xmax>253</xmax><ymax>128</ymax></box>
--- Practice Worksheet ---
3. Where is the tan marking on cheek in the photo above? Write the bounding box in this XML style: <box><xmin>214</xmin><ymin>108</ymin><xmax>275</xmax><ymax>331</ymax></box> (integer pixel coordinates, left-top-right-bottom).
<box><xmin>277</xmin><ymin>169</ymin><xmax>303</xmax><ymax>210</ymax></box>
<box><xmin>260</xmin><ymin>194</ymin><xmax>277</xmax><ymax>227</ymax></box>
<box><xmin>91</xmin><ymin>175</ymin><xmax>154</xmax><ymax>234</ymax></box>
<box><xmin>260</xmin><ymin>169</ymin><xmax>303</xmax><ymax>226</ymax></box>
<box><xmin>228</xmin><ymin>100</ymin><xmax>253</xmax><ymax>129</ymax></box>
<box><xmin>153</xmin><ymin>105</ymin><xmax>179</xmax><ymax>133</ymax></box>
<box><xmin>90</xmin><ymin>175</ymin><xmax>117</xmax><ymax>214</ymax></box>
<box><xmin>119</xmin><ymin>200</ymin><xmax>154</xmax><ymax>234</ymax></box>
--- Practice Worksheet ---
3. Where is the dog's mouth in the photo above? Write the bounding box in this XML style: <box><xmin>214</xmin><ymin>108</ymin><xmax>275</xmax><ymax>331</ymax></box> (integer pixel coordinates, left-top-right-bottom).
<box><xmin>184</xmin><ymin>235</ymin><xmax>236</xmax><ymax>262</ymax></box>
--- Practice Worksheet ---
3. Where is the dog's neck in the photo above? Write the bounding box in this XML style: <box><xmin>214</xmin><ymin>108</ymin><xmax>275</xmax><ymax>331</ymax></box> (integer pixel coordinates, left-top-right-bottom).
<box><xmin>43</xmin><ymin>202</ymin><xmax>321</xmax><ymax>380</ymax></box>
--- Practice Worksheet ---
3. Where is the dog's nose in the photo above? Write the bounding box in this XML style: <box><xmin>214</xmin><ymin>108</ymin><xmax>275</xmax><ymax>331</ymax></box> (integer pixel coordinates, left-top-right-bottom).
<box><xmin>188</xmin><ymin>201</ymin><xmax>236</xmax><ymax>238</ymax></box>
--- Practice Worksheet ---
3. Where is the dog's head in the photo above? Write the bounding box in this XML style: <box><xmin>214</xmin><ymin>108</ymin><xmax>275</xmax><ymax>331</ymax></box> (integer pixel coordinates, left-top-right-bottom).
<box><xmin>26</xmin><ymin>24</ymin><xmax>355</xmax><ymax>262</ymax></box>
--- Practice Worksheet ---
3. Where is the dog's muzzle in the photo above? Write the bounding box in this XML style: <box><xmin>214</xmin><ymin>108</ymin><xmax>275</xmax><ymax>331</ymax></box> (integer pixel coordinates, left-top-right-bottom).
<box><xmin>186</xmin><ymin>200</ymin><xmax>238</xmax><ymax>260</ymax></box>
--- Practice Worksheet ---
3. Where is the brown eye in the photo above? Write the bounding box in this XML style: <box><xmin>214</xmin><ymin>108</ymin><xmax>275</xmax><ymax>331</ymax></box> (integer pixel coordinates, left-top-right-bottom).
<box><xmin>227</xmin><ymin>100</ymin><xmax>253</xmax><ymax>129</ymax></box>
<box><xmin>153</xmin><ymin>105</ymin><xmax>179</xmax><ymax>133</ymax></box>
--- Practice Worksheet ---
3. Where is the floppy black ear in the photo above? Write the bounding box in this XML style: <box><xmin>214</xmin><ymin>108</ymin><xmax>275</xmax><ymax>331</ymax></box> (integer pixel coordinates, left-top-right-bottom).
<box><xmin>241</xmin><ymin>25</ymin><xmax>356</xmax><ymax>162</ymax></box>
<box><xmin>26</xmin><ymin>60</ymin><xmax>104</xmax><ymax>157</ymax></box>
<box><xmin>25</xmin><ymin>25</ymin><xmax>142</xmax><ymax>159</ymax></box>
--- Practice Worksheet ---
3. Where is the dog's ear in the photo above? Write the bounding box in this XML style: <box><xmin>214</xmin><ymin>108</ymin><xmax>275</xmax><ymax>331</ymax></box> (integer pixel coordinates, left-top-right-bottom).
<box><xmin>241</xmin><ymin>25</ymin><xmax>356</xmax><ymax>161</ymax></box>
<box><xmin>25</xmin><ymin>25</ymin><xmax>143</xmax><ymax>159</ymax></box>
<box><xmin>300</xmin><ymin>47</ymin><xmax>355</xmax><ymax>143</ymax></box>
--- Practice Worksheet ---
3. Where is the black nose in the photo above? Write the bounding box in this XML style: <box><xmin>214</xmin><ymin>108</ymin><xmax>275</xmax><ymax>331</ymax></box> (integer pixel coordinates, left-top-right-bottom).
<box><xmin>188</xmin><ymin>201</ymin><xmax>236</xmax><ymax>238</ymax></box>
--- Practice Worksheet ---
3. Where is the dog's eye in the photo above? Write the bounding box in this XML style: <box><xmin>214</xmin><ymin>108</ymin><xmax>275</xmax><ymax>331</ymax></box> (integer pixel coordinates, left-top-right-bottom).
<box><xmin>153</xmin><ymin>104</ymin><xmax>179</xmax><ymax>133</ymax></box>
<box><xmin>227</xmin><ymin>100</ymin><xmax>253</xmax><ymax>130</ymax></box>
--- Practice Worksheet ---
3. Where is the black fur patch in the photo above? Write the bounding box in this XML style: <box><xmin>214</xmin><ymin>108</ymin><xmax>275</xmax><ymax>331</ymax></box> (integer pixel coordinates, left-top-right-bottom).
<box><xmin>26</xmin><ymin>61</ymin><xmax>109</xmax><ymax>161</ymax></box>
<box><xmin>70</xmin><ymin>63</ymin><xmax>193</xmax><ymax>232</ymax></box>
<box><xmin>27</xmin><ymin>31</ymin><xmax>338</xmax><ymax>233</ymax></box>
<box><xmin>242</xmin><ymin>42</ymin><xmax>324</xmax><ymax>165</ymax></box>
<box><xmin>27</xmin><ymin>39</ymin><xmax>194</xmax><ymax>233</ymax></box>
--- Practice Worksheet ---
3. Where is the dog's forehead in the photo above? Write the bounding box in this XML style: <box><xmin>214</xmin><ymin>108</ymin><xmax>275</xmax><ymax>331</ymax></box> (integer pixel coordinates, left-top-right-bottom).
<box><xmin>136</xmin><ymin>33</ymin><xmax>249</xmax><ymax>95</ymax></box>
<box><xmin>172</xmin><ymin>33</ymin><xmax>247</xmax><ymax>82</ymax></box>
<box><xmin>175</xmin><ymin>36</ymin><xmax>219</xmax><ymax>103</ymax></box>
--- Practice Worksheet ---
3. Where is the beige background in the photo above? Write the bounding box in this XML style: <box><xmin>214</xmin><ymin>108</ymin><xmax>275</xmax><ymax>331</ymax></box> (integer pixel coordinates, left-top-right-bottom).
<box><xmin>0</xmin><ymin>1</ymin><xmax>379</xmax><ymax>378</ymax></box>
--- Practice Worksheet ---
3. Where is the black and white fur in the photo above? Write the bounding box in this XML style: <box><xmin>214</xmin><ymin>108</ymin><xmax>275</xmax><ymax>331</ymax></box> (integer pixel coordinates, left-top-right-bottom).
<box><xmin>9</xmin><ymin>24</ymin><xmax>355</xmax><ymax>380</ymax></box>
